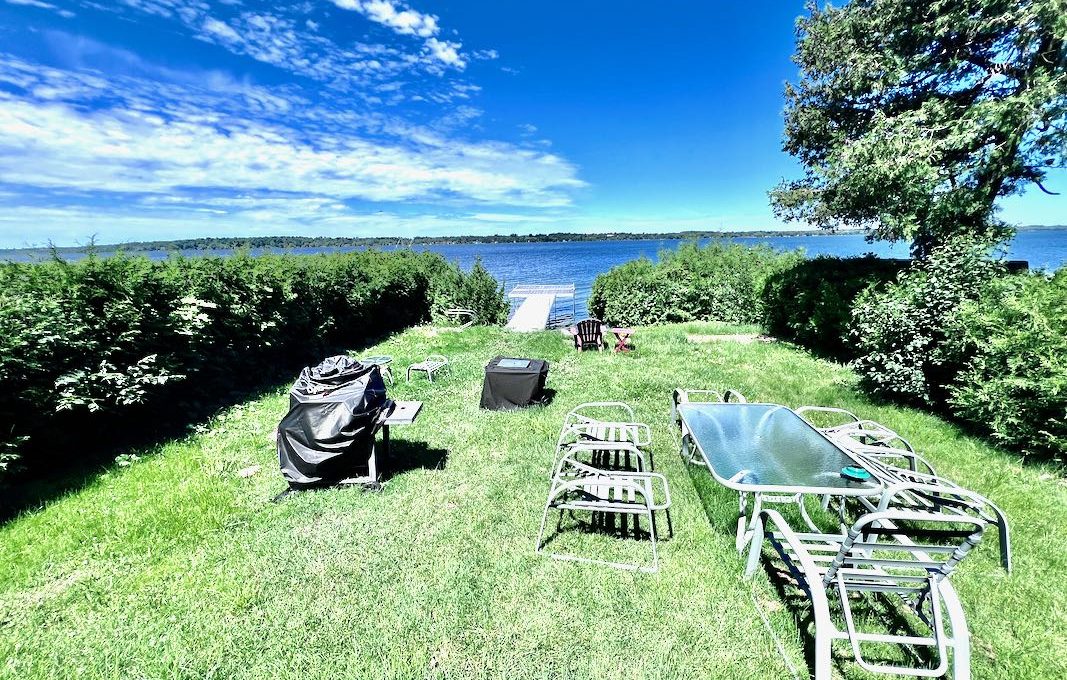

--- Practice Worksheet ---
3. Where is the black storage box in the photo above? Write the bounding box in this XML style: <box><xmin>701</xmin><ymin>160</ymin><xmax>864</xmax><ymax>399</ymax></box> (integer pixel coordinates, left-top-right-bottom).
<box><xmin>479</xmin><ymin>356</ymin><xmax>549</xmax><ymax>410</ymax></box>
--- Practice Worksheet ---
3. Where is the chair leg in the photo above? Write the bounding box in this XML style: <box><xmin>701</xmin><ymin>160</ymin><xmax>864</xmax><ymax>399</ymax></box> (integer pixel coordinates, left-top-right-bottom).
<box><xmin>941</xmin><ymin>579</ymin><xmax>972</xmax><ymax>680</ymax></box>
<box><xmin>645</xmin><ymin>507</ymin><xmax>658</xmax><ymax>573</ymax></box>
<box><xmin>814</xmin><ymin>630</ymin><xmax>832</xmax><ymax>680</ymax></box>
<box><xmin>744</xmin><ymin>515</ymin><xmax>764</xmax><ymax>579</ymax></box>
<box><xmin>535</xmin><ymin>499</ymin><xmax>556</xmax><ymax>553</ymax></box>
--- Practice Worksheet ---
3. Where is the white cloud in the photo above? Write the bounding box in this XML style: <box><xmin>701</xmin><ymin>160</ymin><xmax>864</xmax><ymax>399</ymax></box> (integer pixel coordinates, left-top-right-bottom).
<box><xmin>0</xmin><ymin>93</ymin><xmax>581</xmax><ymax>205</ymax></box>
<box><xmin>202</xmin><ymin>17</ymin><xmax>242</xmax><ymax>43</ymax></box>
<box><xmin>0</xmin><ymin>51</ymin><xmax>584</xmax><ymax>246</ymax></box>
<box><xmin>424</xmin><ymin>37</ymin><xmax>464</xmax><ymax>68</ymax></box>
<box><xmin>330</xmin><ymin>0</ymin><xmax>465</xmax><ymax>68</ymax></box>
<box><xmin>5</xmin><ymin>0</ymin><xmax>75</xmax><ymax>18</ymax></box>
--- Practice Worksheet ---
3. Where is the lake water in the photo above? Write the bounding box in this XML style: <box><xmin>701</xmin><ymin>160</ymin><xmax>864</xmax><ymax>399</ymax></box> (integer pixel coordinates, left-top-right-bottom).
<box><xmin>4</xmin><ymin>228</ymin><xmax>1065</xmax><ymax>321</ymax></box>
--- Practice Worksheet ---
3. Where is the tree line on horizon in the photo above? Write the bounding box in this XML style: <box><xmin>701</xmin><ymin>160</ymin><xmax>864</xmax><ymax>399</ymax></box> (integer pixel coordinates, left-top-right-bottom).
<box><xmin>40</xmin><ymin>228</ymin><xmax>862</xmax><ymax>253</ymax></box>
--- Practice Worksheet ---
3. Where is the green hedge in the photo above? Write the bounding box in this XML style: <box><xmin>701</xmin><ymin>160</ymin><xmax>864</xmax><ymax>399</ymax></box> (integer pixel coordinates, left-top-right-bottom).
<box><xmin>761</xmin><ymin>255</ymin><xmax>904</xmax><ymax>358</ymax></box>
<box><xmin>944</xmin><ymin>270</ymin><xmax>1067</xmax><ymax>460</ymax></box>
<box><xmin>848</xmin><ymin>239</ymin><xmax>1005</xmax><ymax>406</ymax></box>
<box><xmin>588</xmin><ymin>242</ymin><xmax>803</xmax><ymax>325</ymax></box>
<box><xmin>0</xmin><ymin>249</ymin><xmax>505</xmax><ymax>481</ymax></box>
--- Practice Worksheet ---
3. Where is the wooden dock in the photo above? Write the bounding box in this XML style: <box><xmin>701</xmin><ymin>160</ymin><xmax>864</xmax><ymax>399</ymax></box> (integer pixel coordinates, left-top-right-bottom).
<box><xmin>506</xmin><ymin>284</ymin><xmax>575</xmax><ymax>332</ymax></box>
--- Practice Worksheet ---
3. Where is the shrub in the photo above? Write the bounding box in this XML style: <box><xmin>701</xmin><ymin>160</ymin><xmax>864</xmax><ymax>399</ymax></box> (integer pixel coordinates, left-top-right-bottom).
<box><xmin>848</xmin><ymin>237</ymin><xmax>1005</xmax><ymax>405</ymax></box>
<box><xmin>588</xmin><ymin>241</ymin><xmax>803</xmax><ymax>325</ymax></box>
<box><xmin>761</xmin><ymin>255</ymin><xmax>904</xmax><ymax>358</ymax></box>
<box><xmin>943</xmin><ymin>270</ymin><xmax>1067</xmax><ymax>461</ymax></box>
<box><xmin>588</xmin><ymin>257</ymin><xmax>683</xmax><ymax>325</ymax></box>
<box><xmin>430</xmin><ymin>258</ymin><xmax>509</xmax><ymax>325</ymax></box>
<box><xmin>0</xmin><ymin>249</ymin><xmax>505</xmax><ymax>482</ymax></box>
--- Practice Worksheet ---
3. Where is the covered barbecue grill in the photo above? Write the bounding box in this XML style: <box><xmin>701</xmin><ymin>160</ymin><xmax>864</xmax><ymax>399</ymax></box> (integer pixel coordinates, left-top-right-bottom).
<box><xmin>278</xmin><ymin>355</ymin><xmax>391</xmax><ymax>489</ymax></box>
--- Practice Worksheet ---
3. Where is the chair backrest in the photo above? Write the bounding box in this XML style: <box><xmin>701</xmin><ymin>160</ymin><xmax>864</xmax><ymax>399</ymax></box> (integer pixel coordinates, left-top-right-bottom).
<box><xmin>443</xmin><ymin>308</ymin><xmax>476</xmax><ymax>328</ymax></box>
<box><xmin>427</xmin><ymin>354</ymin><xmax>448</xmax><ymax>366</ymax></box>
<box><xmin>575</xmin><ymin>319</ymin><xmax>603</xmax><ymax>344</ymax></box>
<box><xmin>823</xmin><ymin>509</ymin><xmax>986</xmax><ymax>587</ymax></box>
<box><xmin>564</xmin><ymin>402</ymin><xmax>636</xmax><ymax>426</ymax></box>
<box><xmin>795</xmin><ymin>405</ymin><xmax>862</xmax><ymax>431</ymax></box>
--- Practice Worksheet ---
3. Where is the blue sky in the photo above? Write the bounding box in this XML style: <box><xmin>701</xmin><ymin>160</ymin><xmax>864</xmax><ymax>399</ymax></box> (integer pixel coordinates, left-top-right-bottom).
<box><xmin>0</xmin><ymin>1</ymin><xmax>1062</xmax><ymax>247</ymax></box>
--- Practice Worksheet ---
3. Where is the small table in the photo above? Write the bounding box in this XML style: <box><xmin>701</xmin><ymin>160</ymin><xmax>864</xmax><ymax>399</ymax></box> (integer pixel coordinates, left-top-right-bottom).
<box><xmin>360</xmin><ymin>355</ymin><xmax>394</xmax><ymax>384</ymax></box>
<box><xmin>610</xmin><ymin>327</ymin><xmax>635</xmax><ymax>353</ymax></box>
<box><xmin>340</xmin><ymin>400</ymin><xmax>422</xmax><ymax>487</ymax></box>
<box><xmin>677</xmin><ymin>402</ymin><xmax>882</xmax><ymax>551</ymax></box>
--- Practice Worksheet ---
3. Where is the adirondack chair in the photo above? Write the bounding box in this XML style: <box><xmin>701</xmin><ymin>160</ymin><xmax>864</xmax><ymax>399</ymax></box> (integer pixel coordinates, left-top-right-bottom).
<box><xmin>571</xmin><ymin>319</ymin><xmax>605</xmax><ymax>351</ymax></box>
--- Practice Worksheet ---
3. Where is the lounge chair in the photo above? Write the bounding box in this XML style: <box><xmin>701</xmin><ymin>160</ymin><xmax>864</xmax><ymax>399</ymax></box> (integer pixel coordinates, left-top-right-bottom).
<box><xmin>406</xmin><ymin>354</ymin><xmax>450</xmax><ymax>383</ymax></box>
<box><xmin>536</xmin><ymin>444</ymin><xmax>671</xmax><ymax>573</ymax></box>
<box><xmin>443</xmin><ymin>308</ymin><xmax>476</xmax><ymax>329</ymax></box>
<box><xmin>795</xmin><ymin>406</ymin><xmax>935</xmax><ymax>475</ymax></box>
<box><xmin>570</xmin><ymin>318</ymin><xmax>606</xmax><ymax>351</ymax></box>
<box><xmin>794</xmin><ymin>406</ymin><xmax>1010</xmax><ymax>572</ymax></box>
<box><xmin>745</xmin><ymin>502</ymin><xmax>987</xmax><ymax>679</ymax></box>
<box><xmin>856</xmin><ymin>455</ymin><xmax>1012</xmax><ymax>573</ymax></box>
<box><xmin>556</xmin><ymin>402</ymin><xmax>653</xmax><ymax>467</ymax></box>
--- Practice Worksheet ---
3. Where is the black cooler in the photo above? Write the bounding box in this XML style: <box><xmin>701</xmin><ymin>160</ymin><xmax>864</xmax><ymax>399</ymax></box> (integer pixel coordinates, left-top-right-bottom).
<box><xmin>479</xmin><ymin>356</ymin><xmax>549</xmax><ymax>410</ymax></box>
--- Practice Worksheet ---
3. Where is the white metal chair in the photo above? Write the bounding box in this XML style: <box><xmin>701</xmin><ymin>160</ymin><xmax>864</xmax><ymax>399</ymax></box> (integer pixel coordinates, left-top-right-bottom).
<box><xmin>745</xmin><ymin>504</ymin><xmax>986</xmax><ymax>679</ymax></box>
<box><xmin>556</xmin><ymin>402</ymin><xmax>654</xmax><ymax>469</ymax></box>
<box><xmin>442</xmin><ymin>308</ymin><xmax>476</xmax><ymax>329</ymax></box>
<box><xmin>671</xmin><ymin>387</ymin><xmax>747</xmax><ymax>423</ymax></box>
<box><xmin>795</xmin><ymin>406</ymin><xmax>935</xmax><ymax>475</ymax></box>
<box><xmin>536</xmin><ymin>445</ymin><xmax>671</xmax><ymax>573</ymax></box>
<box><xmin>859</xmin><ymin>458</ymin><xmax>1012</xmax><ymax>573</ymax></box>
<box><xmin>672</xmin><ymin>388</ymin><xmax>747</xmax><ymax>467</ymax></box>
<box><xmin>406</xmin><ymin>354</ymin><xmax>449</xmax><ymax>383</ymax></box>
<box><xmin>794</xmin><ymin>406</ymin><xmax>1010</xmax><ymax>571</ymax></box>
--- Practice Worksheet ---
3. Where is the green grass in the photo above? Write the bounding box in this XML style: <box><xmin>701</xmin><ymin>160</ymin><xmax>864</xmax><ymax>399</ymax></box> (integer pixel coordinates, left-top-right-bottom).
<box><xmin>1</xmin><ymin>322</ymin><xmax>1065</xmax><ymax>679</ymax></box>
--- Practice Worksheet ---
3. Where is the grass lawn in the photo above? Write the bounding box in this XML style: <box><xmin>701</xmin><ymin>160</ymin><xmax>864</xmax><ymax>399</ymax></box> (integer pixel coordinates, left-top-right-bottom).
<box><xmin>2</xmin><ymin>322</ymin><xmax>1065</xmax><ymax>679</ymax></box>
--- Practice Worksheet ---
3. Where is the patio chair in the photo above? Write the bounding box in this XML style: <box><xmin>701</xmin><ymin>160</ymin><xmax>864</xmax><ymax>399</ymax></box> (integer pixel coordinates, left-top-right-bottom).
<box><xmin>859</xmin><ymin>458</ymin><xmax>1012</xmax><ymax>573</ymax></box>
<box><xmin>795</xmin><ymin>406</ymin><xmax>935</xmax><ymax>475</ymax></box>
<box><xmin>556</xmin><ymin>402</ymin><xmax>654</xmax><ymax>470</ymax></box>
<box><xmin>536</xmin><ymin>445</ymin><xmax>672</xmax><ymax>573</ymax></box>
<box><xmin>745</xmin><ymin>504</ymin><xmax>987</xmax><ymax>679</ymax></box>
<box><xmin>570</xmin><ymin>318</ymin><xmax>606</xmax><ymax>351</ymax></box>
<box><xmin>443</xmin><ymin>308</ymin><xmax>476</xmax><ymax>329</ymax></box>
<box><xmin>671</xmin><ymin>387</ymin><xmax>747</xmax><ymax>424</ymax></box>
<box><xmin>794</xmin><ymin>406</ymin><xmax>1009</xmax><ymax>572</ymax></box>
<box><xmin>406</xmin><ymin>354</ymin><xmax>450</xmax><ymax>383</ymax></box>
<box><xmin>672</xmin><ymin>388</ymin><xmax>747</xmax><ymax>466</ymax></box>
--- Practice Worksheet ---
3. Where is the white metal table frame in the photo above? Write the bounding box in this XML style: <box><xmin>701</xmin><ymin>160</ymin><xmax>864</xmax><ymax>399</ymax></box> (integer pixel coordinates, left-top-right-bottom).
<box><xmin>676</xmin><ymin>401</ymin><xmax>886</xmax><ymax>553</ymax></box>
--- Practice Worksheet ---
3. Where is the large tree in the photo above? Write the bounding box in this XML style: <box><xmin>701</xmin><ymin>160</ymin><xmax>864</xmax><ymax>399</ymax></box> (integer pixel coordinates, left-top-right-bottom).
<box><xmin>771</xmin><ymin>0</ymin><xmax>1067</xmax><ymax>252</ymax></box>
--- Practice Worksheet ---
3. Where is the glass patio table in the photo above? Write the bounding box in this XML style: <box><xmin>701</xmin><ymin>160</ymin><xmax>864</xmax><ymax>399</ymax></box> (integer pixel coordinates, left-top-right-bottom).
<box><xmin>677</xmin><ymin>402</ymin><xmax>883</xmax><ymax>550</ymax></box>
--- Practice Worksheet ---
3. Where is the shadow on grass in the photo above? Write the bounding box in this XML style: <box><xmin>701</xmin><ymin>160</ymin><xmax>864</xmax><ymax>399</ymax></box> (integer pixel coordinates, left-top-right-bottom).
<box><xmin>270</xmin><ymin>439</ymin><xmax>450</xmax><ymax>501</ymax></box>
<box><xmin>381</xmin><ymin>439</ymin><xmax>449</xmax><ymax>480</ymax></box>
<box><xmin>538</xmin><ymin>508</ymin><xmax>674</xmax><ymax>550</ymax></box>
<box><xmin>0</xmin><ymin>334</ymin><xmax>402</xmax><ymax>525</ymax></box>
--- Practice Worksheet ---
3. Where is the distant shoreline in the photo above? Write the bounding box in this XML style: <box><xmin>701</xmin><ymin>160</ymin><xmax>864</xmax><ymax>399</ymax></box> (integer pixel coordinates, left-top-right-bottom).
<box><xmin>4</xmin><ymin>224</ymin><xmax>1062</xmax><ymax>254</ymax></box>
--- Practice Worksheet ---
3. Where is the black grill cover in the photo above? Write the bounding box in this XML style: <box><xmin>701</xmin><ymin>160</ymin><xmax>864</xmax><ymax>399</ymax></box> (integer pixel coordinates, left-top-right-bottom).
<box><xmin>278</xmin><ymin>355</ymin><xmax>390</xmax><ymax>489</ymax></box>
<box><xmin>479</xmin><ymin>356</ymin><xmax>549</xmax><ymax>410</ymax></box>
